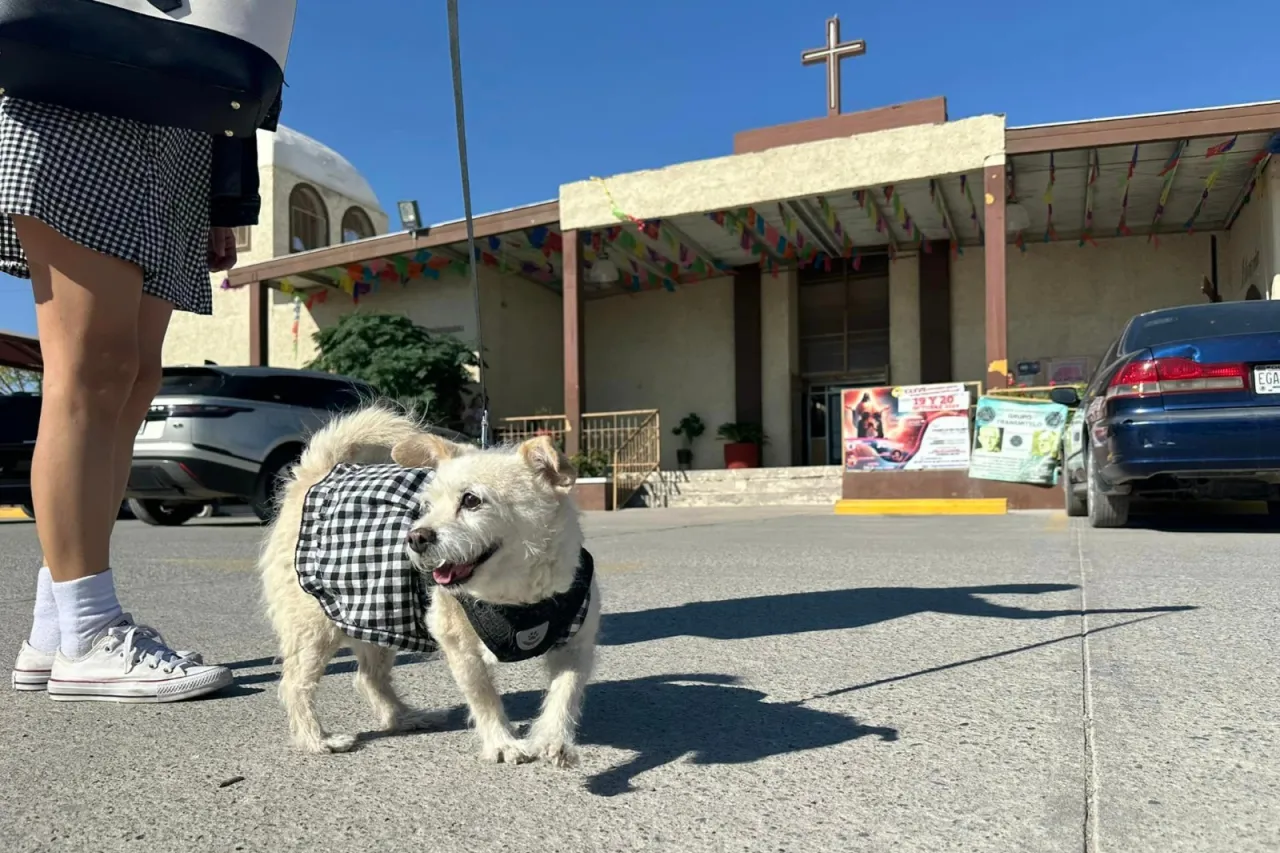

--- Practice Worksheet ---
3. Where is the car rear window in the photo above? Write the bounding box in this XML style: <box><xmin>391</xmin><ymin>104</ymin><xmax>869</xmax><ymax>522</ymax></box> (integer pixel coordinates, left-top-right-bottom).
<box><xmin>156</xmin><ymin>368</ymin><xmax>227</xmax><ymax>396</ymax></box>
<box><xmin>1124</xmin><ymin>301</ymin><xmax>1280</xmax><ymax>351</ymax></box>
<box><xmin>233</xmin><ymin>375</ymin><xmax>369</xmax><ymax>409</ymax></box>
<box><xmin>156</xmin><ymin>369</ymin><xmax>375</xmax><ymax>409</ymax></box>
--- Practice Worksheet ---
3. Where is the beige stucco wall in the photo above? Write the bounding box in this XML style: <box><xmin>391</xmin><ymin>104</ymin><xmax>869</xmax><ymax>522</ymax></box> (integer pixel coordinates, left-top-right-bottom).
<box><xmin>951</xmin><ymin>233</ymin><xmax>1216</xmax><ymax>383</ymax></box>
<box><xmin>162</xmin><ymin>162</ymin><xmax>278</xmax><ymax>367</ymax></box>
<box><xmin>162</xmin><ymin>156</ymin><xmax>390</xmax><ymax>369</ymax></box>
<box><xmin>559</xmin><ymin>115</ymin><xmax>1006</xmax><ymax>230</ymax></box>
<box><xmin>584</xmin><ymin>278</ymin><xmax>736</xmax><ymax>470</ymax></box>
<box><xmin>761</xmin><ymin>271</ymin><xmax>799</xmax><ymax>467</ymax></box>
<box><xmin>889</xmin><ymin>255</ymin><xmax>922</xmax><ymax>385</ymax></box>
<box><xmin>264</xmin><ymin>268</ymin><xmax>561</xmax><ymax>421</ymax></box>
<box><xmin>1219</xmin><ymin>167</ymin><xmax>1276</xmax><ymax>301</ymax></box>
<box><xmin>267</xmin><ymin>276</ymin><xmax>474</xmax><ymax>371</ymax></box>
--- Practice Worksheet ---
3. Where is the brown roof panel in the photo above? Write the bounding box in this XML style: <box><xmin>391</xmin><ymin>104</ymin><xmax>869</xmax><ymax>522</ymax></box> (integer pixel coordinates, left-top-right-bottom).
<box><xmin>0</xmin><ymin>330</ymin><xmax>41</xmax><ymax>372</ymax></box>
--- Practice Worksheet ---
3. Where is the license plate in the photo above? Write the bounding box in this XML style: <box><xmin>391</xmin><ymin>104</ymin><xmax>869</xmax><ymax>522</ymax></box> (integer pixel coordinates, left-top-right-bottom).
<box><xmin>1255</xmin><ymin>366</ymin><xmax>1280</xmax><ymax>394</ymax></box>
<box><xmin>136</xmin><ymin>419</ymin><xmax>165</xmax><ymax>440</ymax></box>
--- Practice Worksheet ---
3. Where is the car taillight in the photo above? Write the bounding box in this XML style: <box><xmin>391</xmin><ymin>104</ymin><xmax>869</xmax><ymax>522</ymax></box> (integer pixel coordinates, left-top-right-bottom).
<box><xmin>164</xmin><ymin>404</ymin><xmax>251</xmax><ymax>418</ymax></box>
<box><xmin>1106</xmin><ymin>357</ymin><xmax>1246</xmax><ymax>399</ymax></box>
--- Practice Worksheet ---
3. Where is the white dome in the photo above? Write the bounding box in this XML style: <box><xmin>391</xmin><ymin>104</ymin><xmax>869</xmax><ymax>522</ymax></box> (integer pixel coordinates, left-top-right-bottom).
<box><xmin>257</xmin><ymin>125</ymin><xmax>382</xmax><ymax>211</ymax></box>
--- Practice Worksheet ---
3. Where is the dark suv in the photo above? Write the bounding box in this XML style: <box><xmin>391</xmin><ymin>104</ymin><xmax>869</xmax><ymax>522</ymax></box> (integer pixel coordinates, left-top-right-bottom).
<box><xmin>0</xmin><ymin>392</ymin><xmax>40</xmax><ymax>514</ymax></box>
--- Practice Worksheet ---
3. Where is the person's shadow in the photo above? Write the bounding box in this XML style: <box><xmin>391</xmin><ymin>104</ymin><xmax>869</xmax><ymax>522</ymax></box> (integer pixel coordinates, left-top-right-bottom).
<box><xmin>488</xmin><ymin>673</ymin><xmax>897</xmax><ymax>797</ymax></box>
<box><xmin>599</xmin><ymin>583</ymin><xmax>1196</xmax><ymax>646</ymax></box>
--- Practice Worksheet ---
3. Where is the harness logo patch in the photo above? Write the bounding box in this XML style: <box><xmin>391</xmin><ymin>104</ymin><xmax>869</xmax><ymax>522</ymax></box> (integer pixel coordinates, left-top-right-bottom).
<box><xmin>515</xmin><ymin>622</ymin><xmax>549</xmax><ymax>651</ymax></box>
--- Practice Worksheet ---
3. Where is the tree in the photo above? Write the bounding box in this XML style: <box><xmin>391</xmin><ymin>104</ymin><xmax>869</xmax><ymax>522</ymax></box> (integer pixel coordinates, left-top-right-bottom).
<box><xmin>0</xmin><ymin>366</ymin><xmax>39</xmax><ymax>395</ymax></box>
<box><xmin>306</xmin><ymin>313</ymin><xmax>479</xmax><ymax>429</ymax></box>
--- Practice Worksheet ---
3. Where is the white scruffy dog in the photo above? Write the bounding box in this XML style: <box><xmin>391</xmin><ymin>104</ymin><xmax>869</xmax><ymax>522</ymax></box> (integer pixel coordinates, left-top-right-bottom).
<box><xmin>259</xmin><ymin>405</ymin><xmax>601</xmax><ymax>767</ymax></box>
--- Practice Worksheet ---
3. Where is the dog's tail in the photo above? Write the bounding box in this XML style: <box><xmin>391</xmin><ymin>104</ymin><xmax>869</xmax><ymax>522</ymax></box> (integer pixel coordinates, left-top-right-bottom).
<box><xmin>293</xmin><ymin>403</ymin><xmax>425</xmax><ymax>480</ymax></box>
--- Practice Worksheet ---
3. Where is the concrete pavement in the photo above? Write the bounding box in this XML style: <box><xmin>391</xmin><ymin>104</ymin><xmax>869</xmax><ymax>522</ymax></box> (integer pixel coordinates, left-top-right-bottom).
<box><xmin>0</xmin><ymin>508</ymin><xmax>1275</xmax><ymax>852</ymax></box>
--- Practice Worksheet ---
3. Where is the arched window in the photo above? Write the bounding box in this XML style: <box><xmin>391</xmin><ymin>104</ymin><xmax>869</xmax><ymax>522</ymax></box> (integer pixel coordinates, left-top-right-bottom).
<box><xmin>289</xmin><ymin>184</ymin><xmax>329</xmax><ymax>252</ymax></box>
<box><xmin>341</xmin><ymin>206</ymin><xmax>376</xmax><ymax>243</ymax></box>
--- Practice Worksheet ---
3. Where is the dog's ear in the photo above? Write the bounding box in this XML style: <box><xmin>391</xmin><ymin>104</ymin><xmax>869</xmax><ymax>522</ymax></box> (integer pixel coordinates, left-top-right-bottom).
<box><xmin>518</xmin><ymin>435</ymin><xmax>577</xmax><ymax>492</ymax></box>
<box><xmin>391</xmin><ymin>434</ymin><xmax>470</xmax><ymax>469</ymax></box>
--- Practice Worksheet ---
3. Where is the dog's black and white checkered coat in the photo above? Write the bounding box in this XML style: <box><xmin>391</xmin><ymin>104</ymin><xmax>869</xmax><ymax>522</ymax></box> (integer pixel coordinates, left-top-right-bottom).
<box><xmin>295</xmin><ymin>463</ymin><xmax>592</xmax><ymax>662</ymax></box>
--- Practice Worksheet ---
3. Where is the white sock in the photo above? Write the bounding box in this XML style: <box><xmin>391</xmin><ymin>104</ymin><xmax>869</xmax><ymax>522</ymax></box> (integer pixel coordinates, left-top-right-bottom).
<box><xmin>51</xmin><ymin>569</ymin><xmax>124</xmax><ymax>659</ymax></box>
<box><xmin>26</xmin><ymin>566</ymin><xmax>61</xmax><ymax>654</ymax></box>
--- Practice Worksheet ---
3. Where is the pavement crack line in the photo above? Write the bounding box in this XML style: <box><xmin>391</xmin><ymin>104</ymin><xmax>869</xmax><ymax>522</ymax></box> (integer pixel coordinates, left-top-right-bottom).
<box><xmin>1075</xmin><ymin>522</ymin><xmax>1101</xmax><ymax>853</ymax></box>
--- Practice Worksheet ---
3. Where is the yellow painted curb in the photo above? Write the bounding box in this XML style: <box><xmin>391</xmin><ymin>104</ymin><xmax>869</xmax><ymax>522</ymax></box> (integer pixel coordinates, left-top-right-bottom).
<box><xmin>834</xmin><ymin>498</ymin><xmax>1008</xmax><ymax>516</ymax></box>
<box><xmin>0</xmin><ymin>506</ymin><xmax>31</xmax><ymax>520</ymax></box>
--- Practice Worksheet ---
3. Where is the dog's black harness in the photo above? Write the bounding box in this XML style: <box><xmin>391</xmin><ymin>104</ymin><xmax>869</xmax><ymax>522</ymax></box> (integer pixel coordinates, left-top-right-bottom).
<box><xmin>294</xmin><ymin>463</ymin><xmax>592</xmax><ymax>660</ymax></box>
<box><xmin>458</xmin><ymin>550</ymin><xmax>593</xmax><ymax>663</ymax></box>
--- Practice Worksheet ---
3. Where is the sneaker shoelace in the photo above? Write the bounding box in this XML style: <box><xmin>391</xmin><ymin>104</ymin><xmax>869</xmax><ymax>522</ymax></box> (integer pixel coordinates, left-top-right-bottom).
<box><xmin>102</xmin><ymin>623</ymin><xmax>195</xmax><ymax>675</ymax></box>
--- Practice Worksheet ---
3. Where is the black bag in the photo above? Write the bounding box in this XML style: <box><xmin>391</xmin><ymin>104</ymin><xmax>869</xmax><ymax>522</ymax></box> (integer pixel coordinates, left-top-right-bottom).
<box><xmin>0</xmin><ymin>0</ymin><xmax>295</xmax><ymax>137</ymax></box>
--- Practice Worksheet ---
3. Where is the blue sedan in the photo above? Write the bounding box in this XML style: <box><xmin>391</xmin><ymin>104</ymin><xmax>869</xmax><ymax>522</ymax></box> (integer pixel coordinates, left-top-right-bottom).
<box><xmin>1054</xmin><ymin>300</ymin><xmax>1280</xmax><ymax>527</ymax></box>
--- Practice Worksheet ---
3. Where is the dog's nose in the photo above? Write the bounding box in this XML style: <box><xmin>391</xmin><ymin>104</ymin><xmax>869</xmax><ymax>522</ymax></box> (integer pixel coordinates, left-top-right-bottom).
<box><xmin>406</xmin><ymin>528</ymin><xmax>437</xmax><ymax>553</ymax></box>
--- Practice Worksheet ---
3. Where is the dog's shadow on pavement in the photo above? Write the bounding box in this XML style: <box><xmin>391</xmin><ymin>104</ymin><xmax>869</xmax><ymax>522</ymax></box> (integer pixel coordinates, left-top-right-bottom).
<box><xmin>599</xmin><ymin>583</ymin><xmax>1197</xmax><ymax>646</ymax></box>
<box><xmin>487</xmin><ymin>673</ymin><xmax>897</xmax><ymax>797</ymax></box>
<box><xmin>229</xmin><ymin>659</ymin><xmax>891</xmax><ymax>796</ymax></box>
<box><xmin>224</xmin><ymin>584</ymin><xmax>1194</xmax><ymax>796</ymax></box>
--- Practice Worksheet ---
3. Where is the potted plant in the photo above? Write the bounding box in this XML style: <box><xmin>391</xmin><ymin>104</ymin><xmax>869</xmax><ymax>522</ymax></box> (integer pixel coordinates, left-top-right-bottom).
<box><xmin>715</xmin><ymin>422</ymin><xmax>767</xmax><ymax>470</ymax></box>
<box><xmin>671</xmin><ymin>413</ymin><xmax>705</xmax><ymax>470</ymax></box>
<box><xmin>569</xmin><ymin>449</ymin><xmax>611</xmax><ymax>479</ymax></box>
<box><xmin>568</xmin><ymin>449</ymin><xmax>613</xmax><ymax>511</ymax></box>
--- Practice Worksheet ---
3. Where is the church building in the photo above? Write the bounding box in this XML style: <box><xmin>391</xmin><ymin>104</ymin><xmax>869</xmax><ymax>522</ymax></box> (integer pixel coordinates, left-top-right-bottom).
<box><xmin>161</xmin><ymin>19</ymin><xmax>1280</xmax><ymax>509</ymax></box>
<box><xmin>161</xmin><ymin>124</ymin><xmax>390</xmax><ymax>368</ymax></box>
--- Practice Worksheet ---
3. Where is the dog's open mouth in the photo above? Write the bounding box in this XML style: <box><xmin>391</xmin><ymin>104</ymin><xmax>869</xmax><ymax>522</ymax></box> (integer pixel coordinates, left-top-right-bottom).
<box><xmin>431</xmin><ymin>542</ymin><xmax>500</xmax><ymax>586</ymax></box>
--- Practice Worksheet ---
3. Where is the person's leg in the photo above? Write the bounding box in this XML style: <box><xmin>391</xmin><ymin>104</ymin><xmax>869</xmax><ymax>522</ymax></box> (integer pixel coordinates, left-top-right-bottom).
<box><xmin>17</xmin><ymin>216</ymin><xmax>140</xmax><ymax>656</ymax></box>
<box><xmin>13</xmin><ymin>288</ymin><xmax>149</xmax><ymax>686</ymax></box>
<box><xmin>20</xmin><ymin>217</ymin><xmax>141</xmax><ymax>572</ymax></box>
<box><xmin>15</xmin><ymin>216</ymin><xmax>229</xmax><ymax>701</ymax></box>
<box><xmin>107</xmin><ymin>294</ymin><xmax>173</xmax><ymax>531</ymax></box>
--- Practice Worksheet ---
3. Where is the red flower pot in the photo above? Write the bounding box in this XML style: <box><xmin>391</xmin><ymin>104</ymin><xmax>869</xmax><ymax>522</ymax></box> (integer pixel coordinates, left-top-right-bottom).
<box><xmin>723</xmin><ymin>441</ymin><xmax>759</xmax><ymax>470</ymax></box>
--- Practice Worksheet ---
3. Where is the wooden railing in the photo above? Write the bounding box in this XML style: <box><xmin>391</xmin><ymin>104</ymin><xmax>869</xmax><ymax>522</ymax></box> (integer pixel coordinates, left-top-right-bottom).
<box><xmin>581</xmin><ymin>410</ymin><xmax>658</xmax><ymax>457</ymax></box>
<box><xmin>608</xmin><ymin>411</ymin><xmax>661</xmax><ymax>510</ymax></box>
<box><xmin>495</xmin><ymin>409</ymin><xmax>662</xmax><ymax>509</ymax></box>
<box><xmin>494</xmin><ymin>414</ymin><xmax>569</xmax><ymax>447</ymax></box>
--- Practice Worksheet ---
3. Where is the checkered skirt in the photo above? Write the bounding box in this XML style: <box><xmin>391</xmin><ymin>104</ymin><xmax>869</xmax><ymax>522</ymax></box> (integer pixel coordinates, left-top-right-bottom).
<box><xmin>0</xmin><ymin>97</ymin><xmax>214</xmax><ymax>315</ymax></box>
<box><xmin>295</xmin><ymin>463</ymin><xmax>438</xmax><ymax>653</ymax></box>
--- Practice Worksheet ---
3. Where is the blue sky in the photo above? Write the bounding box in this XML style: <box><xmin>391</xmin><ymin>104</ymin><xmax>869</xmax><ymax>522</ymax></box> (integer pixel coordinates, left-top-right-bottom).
<box><xmin>0</xmin><ymin>0</ymin><xmax>1271</xmax><ymax>335</ymax></box>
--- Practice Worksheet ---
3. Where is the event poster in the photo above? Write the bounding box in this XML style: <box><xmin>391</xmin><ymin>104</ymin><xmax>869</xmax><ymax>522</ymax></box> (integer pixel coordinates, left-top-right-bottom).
<box><xmin>841</xmin><ymin>383</ymin><xmax>972</xmax><ymax>472</ymax></box>
<box><xmin>968</xmin><ymin>396</ymin><xmax>1070</xmax><ymax>484</ymax></box>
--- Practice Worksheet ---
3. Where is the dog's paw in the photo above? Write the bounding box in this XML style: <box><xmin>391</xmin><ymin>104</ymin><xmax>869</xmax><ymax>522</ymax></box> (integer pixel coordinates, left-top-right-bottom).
<box><xmin>320</xmin><ymin>733</ymin><xmax>359</xmax><ymax>753</ymax></box>
<box><xmin>391</xmin><ymin>707</ymin><xmax>447</xmax><ymax>733</ymax></box>
<box><xmin>536</xmin><ymin>741</ymin><xmax>580</xmax><ymax>769</ymax></box>
<box><xmin>294</xmin><ymin>732</ymin><xmax>359</xmax><ymax>754</ymax></box>
<box><xmin>480</xmin><ymin>740</ymin><xmax>534</xmax><ymax>765</ymax></box>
